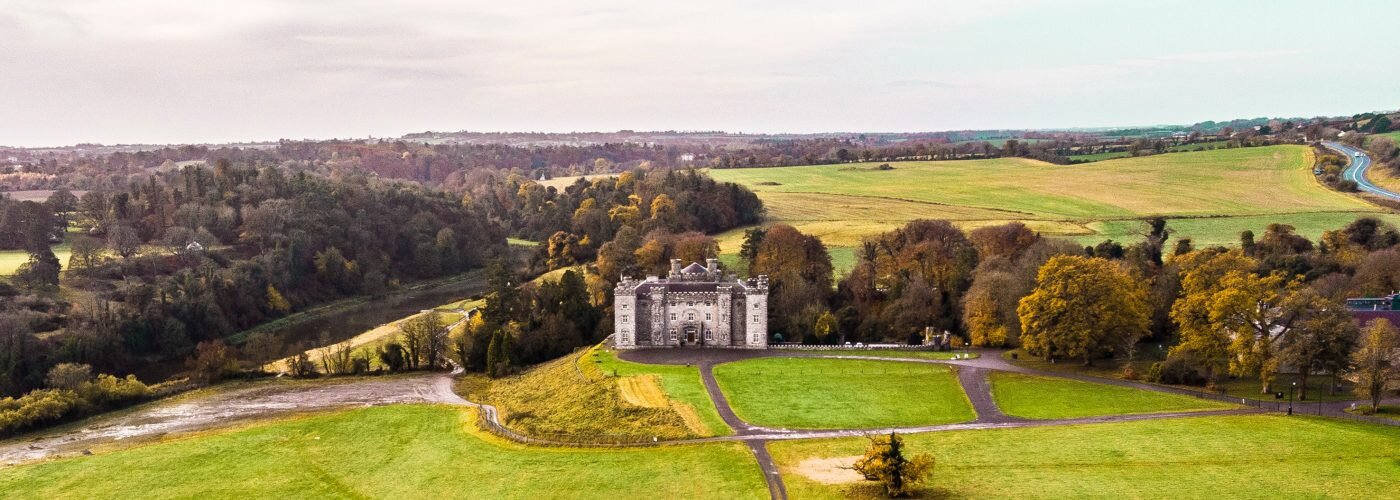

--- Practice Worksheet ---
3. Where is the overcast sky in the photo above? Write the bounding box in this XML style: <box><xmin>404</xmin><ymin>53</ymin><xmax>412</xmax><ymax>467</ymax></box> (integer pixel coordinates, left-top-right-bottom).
<box><xmin>2</xmin><ymin>0</ymin><xmax>1398</xmax><ymax>146</ymax></box>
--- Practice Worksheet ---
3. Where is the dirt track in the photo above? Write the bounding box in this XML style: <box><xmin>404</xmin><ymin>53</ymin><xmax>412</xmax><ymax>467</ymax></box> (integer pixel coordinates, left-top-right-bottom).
<box><xmin>0</xmin><ymin>373</ymin><xmax>464</xmax><ymax>466</ymax></box>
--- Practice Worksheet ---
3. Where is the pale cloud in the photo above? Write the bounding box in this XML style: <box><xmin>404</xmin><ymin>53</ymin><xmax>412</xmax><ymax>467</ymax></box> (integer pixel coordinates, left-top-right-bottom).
<box><xmin>0</xmin><ymin>0</ymin><xmax>1396</xmax><ymax>146</ymax></box>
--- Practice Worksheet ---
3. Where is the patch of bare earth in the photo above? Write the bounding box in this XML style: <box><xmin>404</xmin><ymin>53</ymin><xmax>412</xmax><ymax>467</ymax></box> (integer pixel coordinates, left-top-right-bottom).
<box><xmin>0</xmin><ymin>373</ymin><xmax>463</xmax><ymax>466</ymax></box>
<box><xmin>794</xmin><ymin>455</ymin><xmax>865</xmax><ymax>485</ymax></box>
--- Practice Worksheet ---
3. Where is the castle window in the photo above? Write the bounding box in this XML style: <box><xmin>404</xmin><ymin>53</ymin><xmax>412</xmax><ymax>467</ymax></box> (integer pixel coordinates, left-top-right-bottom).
<box><xmin>704</xmin><ymin>330</ymin><xmax>713</xmax><ymax>340</ymax></box>
<box><xmin>687</xmin><ymin>312</ymin><xmax>696</xmax><ymax>321</ymax></box>
<box><xmin>705</xmin><ymin>313</ymin><xmax>712</xmax><ymax>321</ymax></box>
<box><xmin>752</xmin><ymin>314</ymin><xmax>760</xmax><ymax>323</ymax></box>
<box><xmin>670</xmin><ymin>313</ymin><xmax>677</xmax><ymax>321</ymax></box>
<box><xmin>688</xmin><ymin>301</ymin><xmax>694</xmax><ymax>307</ymax></box>
<box><xmin>621</xmin><ymin>314</ymin><xmax>629</xmax><ymax>322</ymax></box>
<box><xmin>622</xmin><ymin>304</ymin><xmax>629</xmax><ymax>310</ymax></box>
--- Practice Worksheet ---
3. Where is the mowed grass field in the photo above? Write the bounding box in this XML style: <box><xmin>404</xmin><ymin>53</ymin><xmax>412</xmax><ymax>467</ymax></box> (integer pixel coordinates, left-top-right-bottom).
<box><xmin>769</xmin><ymin>415</ymin><xmax>1400</xmax><ymax>499</ymax></box>
<box><xmin>708</xmin><ymin>146</ymin><xmax>1398</xmax><ymax>268</ymax></box>
<box><xmin>0</xmin><ymin>405</ymin><xmax>767</xmax><ymax>499</ymax></box>
<box><xmin>712</xmin><ymin>358</ymin><xmax>974</xmax><ymax>429</ymax></box>
<box><xmin>989</xmin><ymin>372</ymin><xmax>1234</xmax><ymax>419</ymax></box>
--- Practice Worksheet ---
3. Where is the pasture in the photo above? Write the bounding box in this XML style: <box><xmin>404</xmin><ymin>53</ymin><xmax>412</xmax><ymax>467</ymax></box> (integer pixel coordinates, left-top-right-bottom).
<box><xmin>769</xmin><ymin>414</ymin><xmax>1400</xmax><ymax>499</ymax></box>
<box><xmin>989</xmin><ymin>372</ymin><xmax>1234</xmax><ymax>419</ymax></box>
<box><xmin>707</xmin><ymin>146</ymin><xmax>1394</xmax><ymax>269</ymax></box>
<box><xmin>0</xmin><ymin>405</ymin><xmax>766</xmax><ymax>499</ymax></box>
<box><xmin>712</xmin><ymin>357</ymin><xmax>974</xmax><ymax>429</ymax></box>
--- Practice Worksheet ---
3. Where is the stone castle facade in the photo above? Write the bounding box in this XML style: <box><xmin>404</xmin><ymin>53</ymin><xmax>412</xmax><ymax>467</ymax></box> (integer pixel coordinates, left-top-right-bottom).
<box><xmin>613</xmin><ymin>259</ymin><xmax>768</xmax><ymax>349</ymax></box>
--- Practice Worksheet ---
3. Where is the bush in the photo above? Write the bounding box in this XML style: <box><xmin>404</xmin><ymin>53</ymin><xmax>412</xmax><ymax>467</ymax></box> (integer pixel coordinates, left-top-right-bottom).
<box><xmin>1154</xmin><ymin>355</ymin><xmax>1208</xmax><ymax>386</ymax></box>
<box><xmin>1337</xmin><ymin>180</ymin><xmax>1359</xmax><ymax>192</ymax></box>
<box><xmin>0</xmin><ymin>389</ymin><xmax>82</xmax><ymax>435</ymax></box>
<box><xmin>1146</xmin><ymin>362</ymin><xmax>1164</xmax><ymax>383</ymax></box>
<box><xmin>46</xmin><ymin>363</ymin><xmax>93</xmax><ymax>390</ymax></box>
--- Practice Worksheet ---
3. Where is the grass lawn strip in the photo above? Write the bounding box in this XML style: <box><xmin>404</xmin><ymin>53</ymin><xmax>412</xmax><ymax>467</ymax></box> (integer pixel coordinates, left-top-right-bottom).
<box><xmin>1</xmin><ymin>405</ymin><xmax>767</xmax><ymax>499</ymax></box>
<box><xmin>990</xmin><ymin>372</ymin><xmax>1235</xmax><ymax>419</ymax></box>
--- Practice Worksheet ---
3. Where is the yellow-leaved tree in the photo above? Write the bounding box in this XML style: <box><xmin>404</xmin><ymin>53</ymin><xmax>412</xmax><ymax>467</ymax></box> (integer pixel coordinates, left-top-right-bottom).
<box><xmin>1017</xmin><ymin>255</ymin><xmax>1149</xmax><ymax>365</ymax></box>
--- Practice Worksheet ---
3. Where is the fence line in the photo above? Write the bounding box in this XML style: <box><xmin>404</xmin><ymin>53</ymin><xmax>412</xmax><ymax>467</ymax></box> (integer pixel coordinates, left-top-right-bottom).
<box><xmin>1176</xmin><ymin>387</ymin><xmax>1400</xmax><ymax>427</ymax></box>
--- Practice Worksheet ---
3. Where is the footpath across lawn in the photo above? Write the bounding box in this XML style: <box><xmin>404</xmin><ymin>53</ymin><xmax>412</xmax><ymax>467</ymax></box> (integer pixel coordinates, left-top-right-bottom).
<box><xmin>713</xmin><ymin>357</ymin><xmax>974</xmax><ymax>429</ymax></box>
<box><xmin>1</xmin><ymin>405</ymin><xmax>767</xmax><ymax>499</ymax></box>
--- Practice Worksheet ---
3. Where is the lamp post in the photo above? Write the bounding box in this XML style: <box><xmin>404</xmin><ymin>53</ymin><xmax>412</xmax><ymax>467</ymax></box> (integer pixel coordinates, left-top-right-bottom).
<box><xmin>1288</xmin><ymin>381</ymin><xmax>1296</xmax><ymax>415</ymax></box>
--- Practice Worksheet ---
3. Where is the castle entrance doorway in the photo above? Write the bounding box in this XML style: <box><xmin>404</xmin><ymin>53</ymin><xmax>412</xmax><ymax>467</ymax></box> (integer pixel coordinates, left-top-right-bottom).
<box><xmin>683</xmin><ymin>326</ymin><xmax>698</xmax><ymax>345</ymax></box>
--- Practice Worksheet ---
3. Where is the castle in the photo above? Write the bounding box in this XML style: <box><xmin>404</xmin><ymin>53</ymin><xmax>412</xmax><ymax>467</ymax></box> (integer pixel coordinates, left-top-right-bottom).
<box><xmin>613</xmin><ymin>259</ymin><xmax>768</xmax><ymax>349</ymax></box>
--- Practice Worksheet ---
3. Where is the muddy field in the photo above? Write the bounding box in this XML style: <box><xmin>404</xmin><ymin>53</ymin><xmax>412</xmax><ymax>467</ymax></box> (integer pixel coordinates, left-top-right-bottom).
<box><xmin>0</xmin><ymin>373</ymin><xmax>465</xmax><ymax>466</ymax></box>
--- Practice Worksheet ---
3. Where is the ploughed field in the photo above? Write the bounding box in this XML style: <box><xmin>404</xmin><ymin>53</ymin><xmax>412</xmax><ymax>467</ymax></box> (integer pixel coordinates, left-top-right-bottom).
<box><xmin>708</xmin><ymin>146</ymin><xmax>1400</xmax><ymax>272</ymax></box>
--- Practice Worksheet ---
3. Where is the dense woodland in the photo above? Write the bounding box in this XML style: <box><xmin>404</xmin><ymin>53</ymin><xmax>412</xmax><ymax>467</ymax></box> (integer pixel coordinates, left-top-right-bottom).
<box><xmin>1</xmin><ymin>163</ymin><xmax>505</xmax><ymax>401</ymax></box>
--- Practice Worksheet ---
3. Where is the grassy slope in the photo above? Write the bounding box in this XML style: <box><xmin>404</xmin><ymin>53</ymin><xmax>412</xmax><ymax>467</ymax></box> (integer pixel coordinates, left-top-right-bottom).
<box><xmin>469</xmin><ymin>347</ymin><xmax>711</xmax><ymax>440</ymax></box>
<box><xmin>708</xmin><ymin>146</ymin><xmax>1391</xmax><ymax>264</ymax></box>
<box><xmin>590</xmin><ymin>348</ymin><xmax>731</xmax><ymax>436</ymax></box>
<box><xmin>769</xmin><ymin>414</ymin><xmax>1400</xmax><ymax>499</ymax></box>
<box><xmin>989</xmin><ymin>372</ymin><xmax>1234</xmax><ymax>419</ymax></box>
<box><xmin>1</xmin><ymin>405</ymin><xmax>766</xmax><ymax>499</ymax></box>
<box><xmin>712</xmin><ymin>357</ymin><xmax>974</xmax><ymax>429</ymax></box>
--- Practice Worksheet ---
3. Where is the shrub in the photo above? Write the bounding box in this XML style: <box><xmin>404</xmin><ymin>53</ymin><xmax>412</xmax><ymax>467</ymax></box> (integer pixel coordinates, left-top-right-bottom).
<box><xmin>46</xmin><ymin>363</ymin><xmax>93</xmax><ymax>390</ymax></box>
<box><xmin>1146</xmin><ymin>362</ymin><xmax>1164</xmax><ymax>383</ymax></box>
<box><xmin>0</xmin><ymin>389</ymin><xmax>82</xmax><ymax>435</ymax></box>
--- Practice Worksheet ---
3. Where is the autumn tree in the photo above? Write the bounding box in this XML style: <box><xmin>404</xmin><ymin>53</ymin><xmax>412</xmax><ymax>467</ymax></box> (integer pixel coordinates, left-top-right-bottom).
<box><xmin>853</xmin><ymin>432</ymin><xmax>934</xmax><ymax>498</ymax></box>
<box><xmin>1352</xmin><ymin>319</ymin><xmax>1400</xmax><ymax>413</ymax></box>
<box><xmin>1017</xmin><ymin>255</ymin><xmax>1149</xmax><ymax>365</ymax></box>
<box><xmin>1277</xmin><ymin>290</ymin><xmax>1357</xmax><ymax>400</ymax></box>
<box><xmin>107</xmin><ymin>224</ymin><xmax>141</xmax><ymax>259</ymax></box>
<box><xmin>750</xmin><ymin>224</ymin><xmax>833</xmax><ymax>339</ymax></box>
<box><xmin>399</xmin><ymin>311</ymin><xmax>444</xmax><ymax>370</ymax></box>
<box><xmin>187</xmin><ymin>340</ymin><xmax>239</xmax><ymax>384</ymax></box>
<box><xmin>1168</xmin><ymin>249</ymin><xmax>1257</xmax><ymax>383</ymax></box>
<box><xmin>67</xmin><ymin>234</ymin><xmax>105</xmax><ymax>274</ymax></box>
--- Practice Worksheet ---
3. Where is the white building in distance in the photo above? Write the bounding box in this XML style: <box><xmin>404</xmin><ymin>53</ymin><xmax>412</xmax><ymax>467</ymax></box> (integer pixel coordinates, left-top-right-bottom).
<box><xmin>613</xmin><ymin>259</ymin><xmax>767</xmax><ymax>349</ymax></box>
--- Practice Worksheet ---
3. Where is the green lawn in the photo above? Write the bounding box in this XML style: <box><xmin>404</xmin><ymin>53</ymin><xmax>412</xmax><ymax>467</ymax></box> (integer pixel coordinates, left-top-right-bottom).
<box><xmin>591</xmin><ymin>348</ymin><xmax>731</xmax><ymax>436</ymax></box>
<box><xmin>769</xmin><ymin>414</ymin><xmax>1400</xmax><ymax>499</ymax></box>
<box><xmin>781</xmin><ymin>350</ymin><xmax>978</xmax><ymax>361</ymax></box>
<box><xmin>712</xmin><ymin>358</ymin><xmax>974</xmax><ymax>429</ymax></box>
<box><xmin>990</xmin><ymin>372</ymin><xmax>1234</xmax><ymax>419</ymax></box>
<box><xmin>1</xmin><ymin>405</ymin><xmax>767</xmax><ymax>499</ymax></box>
<box><xmin>0</xmin><ymin>243</ymin><xmax>72</xmax><ymax>276</ymax></box>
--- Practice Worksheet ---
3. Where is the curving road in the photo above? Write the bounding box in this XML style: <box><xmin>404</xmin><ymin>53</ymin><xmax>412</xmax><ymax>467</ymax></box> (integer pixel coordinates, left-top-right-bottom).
<box><xmin>1327</xmin><ymin>141</ymin><xmax>1400</xmax><ymax>201</ymax></box>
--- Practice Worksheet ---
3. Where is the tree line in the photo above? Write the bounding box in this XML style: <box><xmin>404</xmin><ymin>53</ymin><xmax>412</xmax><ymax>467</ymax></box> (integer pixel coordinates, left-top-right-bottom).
<box><xmin>1</xmin><ymin>162</ymin><xmax>505</xmax><ymax>397</ymax></box>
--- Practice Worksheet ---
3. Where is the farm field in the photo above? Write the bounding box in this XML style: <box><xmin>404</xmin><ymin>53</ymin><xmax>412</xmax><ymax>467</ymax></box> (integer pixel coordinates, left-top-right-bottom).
<box><xmin>769</xmin><ymin>414</ymin><xmax>1400</xmax><ymax>499</ymax></box>
<box><xmin>0</xmin><ymin>405</ymin><xmax>767</xmax><ymax>499</ymax></box>
<box><xmin>712</xmin><ymin>357</ymin><xmax>974</xmax><ymax>429</ymax></box>
<box><xmin>708</xmin><ymin>146</ymin><xmax>1393</xmax><ymax>269</ymax></box>
<box><xmin>989</xmin><ymin>372</ymin><xmax>1234</xmax><ymax>419</ymax></box>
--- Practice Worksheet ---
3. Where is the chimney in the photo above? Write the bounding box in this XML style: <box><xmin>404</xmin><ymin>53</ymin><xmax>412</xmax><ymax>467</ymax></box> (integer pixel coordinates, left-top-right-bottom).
<box><xmin>706</xmin><ymin>258</ymin><xmax>720</xmax><ymax>278</ymax></box>
<box><xmin>670</xmin><ymin>259</ymin><xmax>682</xmax><ymax>277</ymax></box>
